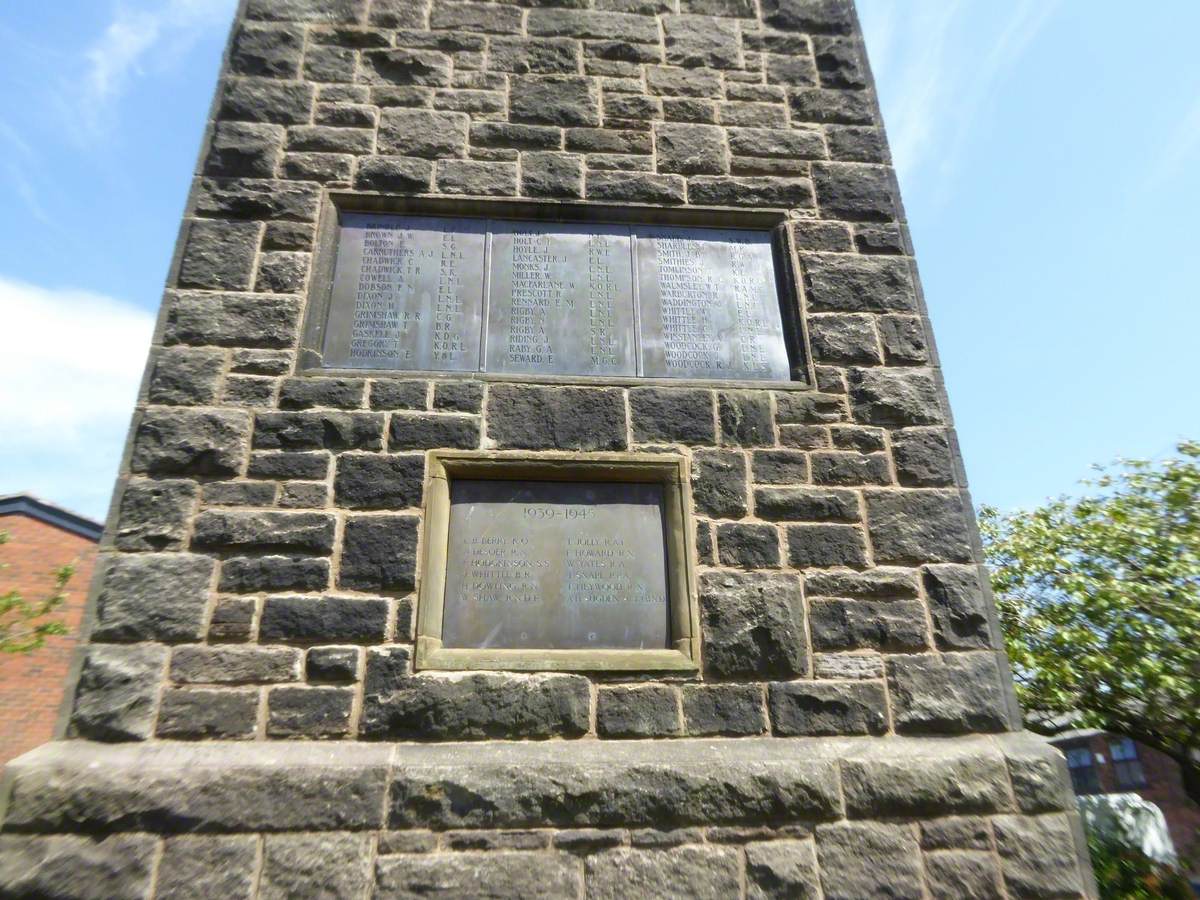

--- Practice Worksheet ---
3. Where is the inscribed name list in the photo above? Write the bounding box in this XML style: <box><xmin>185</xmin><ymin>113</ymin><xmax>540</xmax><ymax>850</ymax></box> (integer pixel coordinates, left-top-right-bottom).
<box><xmin>441</xmin><ymin>480</ymin><xmax>670</xmax><ymax>651</ymax></box>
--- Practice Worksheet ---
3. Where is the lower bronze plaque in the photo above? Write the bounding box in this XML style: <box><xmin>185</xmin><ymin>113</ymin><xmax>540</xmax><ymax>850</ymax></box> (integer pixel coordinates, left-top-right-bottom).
<box><xmin>441</xmin><ymin>480</ymin><xmax>670</xmax><ymax>651</ymax></box>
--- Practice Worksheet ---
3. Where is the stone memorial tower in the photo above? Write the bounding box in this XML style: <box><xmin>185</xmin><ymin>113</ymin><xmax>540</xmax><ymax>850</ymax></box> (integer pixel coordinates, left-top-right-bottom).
<box><xmin>0</xmin><ymin>0</ymin><xmax>1097</xmax><ymax>897</ymax></box>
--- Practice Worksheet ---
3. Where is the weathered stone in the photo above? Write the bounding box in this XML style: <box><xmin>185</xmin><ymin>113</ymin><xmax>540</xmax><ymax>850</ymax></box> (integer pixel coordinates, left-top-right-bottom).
<box><xmin>597</xmin><ymin>684</ymin><xmax>681</xmax><ymax>737</ymax></box>
<box><xmin>886</xmin><ymin>652</ymin><xmax>1012</xmax><ymax>734</ymax></box>
<box><xmin>776</xmin><ymin>391</ymin><xmax>846</xmax><ymax>425</ymax></box>
<box><xmin>792</xmin><ymin>219</ymin><xmax>853</xmax><ymax>252</ymax></box>
<box><xmin>473</xmin><ymin>122</ymin><xmax>563</xmax><ymax>151</ymax></box>
<box><xmin>923</xmin><ymin>564</ymin><xmax>996</xmax><ymax>650</ymax></box>
<box><xmin>647</xmin><ymin>65</ymin><xmax>723</xmax><ymax>98</ymax></box>
<box><xmin>220</xmin><ymin>77</ymin><xmax>314</xmax><ymax>125</ymax></box>
<box><xmin>840</xmin><ymin>745</ymin><xmax>1011</xmax><ymax>818</ymax></box>
<box><xmin>431</xmin><ymin>381</ymin><xmax>482</xmax><ymax>413</ymax></box>
<box><xmin>717</xmin><ymin>522</ymin><xmax>781</xmax><ymax>568</ymax></box>
<box><xmin>768</xmin><ymin>680</ymin><xmax>887</xmax><ymax>736</ymax></box>
<box><xmin>789</xmin><ymin>87</ymin><xmax>873</xmax><ymax>124</ymax></box>
<box><xmin>808</xmin><ymin>313</ymin><xmax>882</xmax><ymax>365</ymax></box>
<box><xmin>849</xmin><ymin>367</ymin><xmax>944</xmax><ymax>426</ymax></box>
<box><xmin>487</xmin><ymin>385</ymin><xmax>626</xmax><ymax>450</ymax></box>
<box><xmin>388</xmin><ymin>412</ymin><xmax>480</xmax><ymax>449</ymax></box>
<box><xmin>377</xmin><ymin>830</ymin><xmax>437</xmax><ymax>854</ymax></box>
<box><xmin>208</xmin><ymin>597</ymin><xmax>255</xmax><ymax>642</ymax></box>
<box><xmin>335</xmin><ymin>452</ymin><xmax>424</xmax><ymax>509</ymax></box>
<box><xmin>629</xmin><ymin>389</ymin><xmax>716</xmax><ymax>449</ymax></box>
<box><xmin>69</xmin><ymin>644</ymin><xmax>167</xmax><ymax>741</ymax></box>
<box><xmin>157</xmin><ymin>835</ymin><xmax>259</xmax><ymax>899</ymax></box>
<box><xmin>925</xmin><ymin>850</ymin><xmax>1004</xmax><ymax>899</ymax></box>
<box><xmin>814</xmin><ymin>163</ymin><xmax>896</xmax><ymax>221</ymax></box>
<box><xmin>369</xmin><ymin>380</ymin><xmax>428</xmax><ymax>410</ymax></box>
<box><xmin>193</xmin><ymin>510</ymin><xmax>335</xmax><ymax>554</ymax></box>
<box><xmin>786</xmin><ymin>524</ymin><xmax>868</xmax><ymax>568</ymax></box>
<box><xmin>689</xmin><ymin>175</ymin><xmax>813</xmax><ymax>207</ymax></box>
<box><xmin>253</xmin><ymin>411</ymin><xmax>384</xmax><ymax>451</ymax></box>
<box><xmin>206</xmin><ymin>122</ymin><xmax>284</xmax><ymax>180</ymax></box>
<box><xmin>278</xmin><ymin>376</ymin><xmax>363</xmax><ymax>410</ymax></box>
<box><xmin>801</xmin><ymin>253</ymin><xmax>917</xmax><ymax>313</ymax></box>
<box><xmin>284</xmin><ymin>150</ymin><xmax>355</xmax><ymax>182</ymax></box>
<box><xmin>307</xmin><ymin>646</ymin><xmax>359</xmax><ymax>683</ymax></box>
<box><xmin>681</xmin><ymin>684</ymin><xmax>765</xmax><ymax>735</ymax></box>
<box><xmin>260</xmin><ymin>833</ymin><xmax>371</xmax><ymax>898</ymax></box>
<box><xmin>164</xmin><ymin>291</ymin><xmax>300</xmax><ymax>347</ymax></box>
<box><xmin>805</xmin><ymin>566</ymin><xmax>920</xmax><ymax>600</ymax></box>
<box><xmin>865</xmin><ymin>489</ymin><xmax>972</xmax><ymax>564</ymax></box>
<box><xmin>93</xmin><ymin>553</ymin><xmax>214</xmax><ymax>643</ymax></box>
<box><xmin>521</xmin><ymin>151</ymin><xmax>584</xmax><ymax>198</ymax></box>
<box><xmin>691</xmin><ymin>449</ymin><xmax>747</xmax><ymax>518</ymax></box>
<box><xmin>195</xmin><ymin>177</ymin><xmax>320</xmax><ymax>221</ymax></box>
<box><xmin>750</xmin><ymin>449</ymin><xmax>809</xmax><ymax>484</ymax></box>
<box><xmin>654</xmin><ymin>123</ymin><xmax>729</xmax><ymax>175</ymax></box>
<box><xmin>717</xmin><ymin>390</ymin><xmax>774</xmax><ymax>446</ymax></box>
<box><xmin>256</xmin><ymin>250</ymin><xmax>309</xmax><ymax>292</ymax></box>
<box><xmin>362</xmin><ymin>652</ymin><xmax>589</xmax><ymax>739</ymax></box>
<box><xmin>131</xmin><ymin>409</ymin><xmax>251</xmax><ymax>477</ymax></box>
<box><xmin>0</xmin><ymin>834</ymin><xmax>157</xmax><ymax>900</ymax></box>
<box><xmin>171</xmin><ymin>645</ymin><xmax>302</xmax><ymax>684</ymax></box>
<box><xmin>662</xmin><ymin>15</ymin><xmax>740</xmax><ymax>68</ymax></box>
<box><xmin>489</xmin><ymin>37</ymin><xmax>580</xmax><ymax>75</ymax></box>
<box><xmin>363</xmin><ymin>48</ymin><xmax>451</xmax><ymax>86</ymax></box>
<box><xmin>355</xmin><ymin>155</ymin><xmax>433</xmax><ymax>191</ymax></box>
<box><xmin>745</xmin><ymin>839</ymin><xmax>821</xmax><ymax>900</ymax></box>
<box><xmin>993</xmin><ymin>815</ymin><xmax>1087</xmax><ymax>899</ymax></box>
<box><xmin>437</xmin><ymin>159</ymin><xmax>518</xmax><ymax>195</ymax></box>
<box><xmin>761</xmin><ymin>0</ymin><xmax>853</xmax><ymax>32</ymax></box>
<box><xmin>811</xmin><ymin>450</ymin><xmax>891</xmax><ymax>485</ymax></box>
<box><xmin>552</xmin><ymin>829</ymin><xmax>623</xmax><ymax>852</ymax></box>
<box><xmin>114</xmin><ymin>479</ymin><xmax>197</xmax><ymax>551</ymax></box>
<box><xmin>219</xmin><ymin>556</ymin><xmax>330</xmax><ymax>593</ymax></box>
<box><xmin>999</xmin><ymin>734</ymin><xmax>1075</xmax><ymax>814</ymax></box>
<box><xmin>729</xmin><ymin>126</ymin><xmax>824</xmax><ymax>159</ymax></box>
<box><xmin>261</xmin><ymin>595</ymin><xmax>389</xmax><ymax>643</ymax></box>
<box><xmin>720</xmin><ymin>100</ymin><xmax>789</xmax><ymax>128</ymax></box>
<box><xmin>813</xmin><ymin>652</ymin><xmax>883</xmax><ymax>680</ymax></box>
<box><xmin>220</xmin><ymin>374</ymin><xmax>275</xmax><ymax>405</ymax></box>
<box><xmin>158</xmin><ymin>688</ymin><xmax>258</xmax><ymax>739</ymax></box>
<box><xmin>442</xmin><ymin>830</ymin><xmax>548</xmax><ymax>852</ymax></box>
<box><xmin>202</xmin><ymin>480</ymin><xmax>277</xmax><ymax>507</ymax></box>
<box><xmin>699</xmin><ymin>570</ymin><xmax>806</xmax><ymax>678</ymax></box>
<box><xmin>230</xmin><ymin>23</ymin><xmax>304</xmax><ymax>77</ymax></box>
<box><xmin>248</xmin><ymin>451</ymin><xmax>330</xmax><ymax>480</ymax></box>
<box><xmin>338</xmin><ymin>515</ymin><xmax>419</xmax><ymax>591</ymax></box>
<box><xmin>892</xmin><ymin>427</ymin><xmax>956</xmax><ymax>487</ymax></box>
<box><xmin>528</xmin><ymin>9</ymin><xmax>660</xmax><ymax>44</ymax></box>
<box><xmin>278</xmin><ymin>482</ymin><xmax>328</xmax><ymax>508</ymax></box>
<box><xmin>586</xmin><ymin>171</ymin><xmax>687</xmax><ymax>204</ymax></box>
<box><xmin>376</xmin><ymin>851</ymin><xmax>581</xmax><ymax>898</ymax></box>
<box><xmin>267</xmin><ymin>686</ymin><xmax>354</xmax><ymax>736</ymax></box>
<box><xmin>587</xmin><ymin>846</ymin><xmax>741</xmax><ymax>899</ymax></box>
<box><xmin>754</xmin><ymin>486</ymin><xmax>858</xmax><ymax>522</ymax></box>
<box><xmin>511</xmin><ymin>76</ymin><xmax>600</xmax><ymax>127</ymax></box>
<box><xmin>816</xmin><ymin>821</ymin><xmax>923</xmax><ymax>900</ymax></box>
<box><xmin>378</xmin><ymin>108</ymin><xmax>467</xmax><ymax>157</ymax></box>
<box><xmin>920</xmin><ymin>816</ymin><xmax>993</xmax><ymax>851</ymax></box>
<box><xmin>808</xmin><ymin>598</ymin><xmax>929</xmax><ymax>652</ymax></box>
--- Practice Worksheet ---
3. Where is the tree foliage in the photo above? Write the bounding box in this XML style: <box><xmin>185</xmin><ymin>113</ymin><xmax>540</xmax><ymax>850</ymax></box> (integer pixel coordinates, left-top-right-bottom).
<box><xmin>979</xmin><ymin>441</ymin><xmax>1200</xmax><ymax>804</ymax></box>
<box><xmin>0</xmin><ymin>531</ymin><xmax>72</xmax><ymax>654</ymax></box>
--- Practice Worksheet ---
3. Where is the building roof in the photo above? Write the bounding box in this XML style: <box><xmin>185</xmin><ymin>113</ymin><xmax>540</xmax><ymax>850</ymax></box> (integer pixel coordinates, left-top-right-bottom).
<box><xmin>0</xmin><ymin>494</ymin><xmax>103</xmax><ymax>542</ymax></box>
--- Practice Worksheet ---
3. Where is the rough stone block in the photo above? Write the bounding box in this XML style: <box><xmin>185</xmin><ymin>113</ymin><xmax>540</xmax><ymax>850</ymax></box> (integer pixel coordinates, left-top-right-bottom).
<box><xmin>194</xmin><ymin>177</ymin><xmax>320</xmax><ymax>221</ymax></box>
<box><xmin>164</xmin><ymin>291</ymin><xmax>300</xmax><ymax>348</ymax></box>
<box><xmin>488</xmin><ymin>37</ymin><xmax>580</xmax><ymax>75</ymax></box>
<box><xmin>362</xmin><ymin>48</ymin><xmax>451</xmax><ymax>86</ymax></box>
<box><xmin>192</xmin><ymin>510</ymin><xmax>335</xmax><ymax>554</ymax></box>
<box><xmin>924</xmin><ymin>850</ymin><xmax>1004</xmax><ymax>899</ymax></box>
<box><xmin>230</xmin><ymin>23</ymin><xmax>304</xmax><ymax>78</ymax></box>
<box><xmin>768</xmin><ymin>680</ymin><xmax>887</xmax><ymax>736</ymax></box>
<box><xmin>805</xmin><ymin>566</ymin><xmax>920</xmax><ymax>600</ymax></box>
<box><xmin>785</xmin><ymin>523</ymin><xmax>868</xmax><ymax>568</ymax></box>
<box><xmin>662</xmin><ymin>15</ymin><xmax>740</xmax><ymax>68</ymax></box>
<box><xmin>114</xmin><ymin>479</ymin><xmax>197</xmax><ymax>551</ymax></box>
<box><xmin>146</xmin><ymin>349</ymin><xmax>218</xmax><ymax>407</ymax></box>
<box><xmin>816</xmin><ymin>821</ymin><xmax>923</xmax><ymax>900</ymax></box>
<box><xmin>754</xmin><ymin>486</ymin><xmax>857</xmax><ymax>522</ymax></box>
<box><xmin>131</xmin><ymin>409</ymin><xmax>251</xmax><ymax>477</ymax></box>
<box><xmin>432</xmin><ymin>380</ymin><xmax>483</xmax><ymax>414</ymax></box>
<box><xmin>681</xmin><ymin>684</ymin><xmax>766</xmax><ymax>736</ymax></box>
<box><xmin>692</xmin><ymin>449</ymin><xmax>748</xmax><ymax>518</ymax></box>
<box><xmin>840</xmin><ymin>745</ymin><xmax>1011</xmax><ymax>818</ymax></box>
<box><xmin>220</xmin><ymin>77</ymin><xmax>314</xmax><ymax>125</ymax></box>
<box><xmin>776</xmin><ymin>391</ymin><xmax>846</xmax><ymax>425</ymax></box>
<box><xmin>886</xmin><ymin>652</ymin><xmax>1012</xmax><ymax>734</ymax></box>
<box><xmin>789</xmin><ymin>87</ymin><xmax>873</xmax><ymax>125</ymax></box>
<box><xmin>699</xmin><ymin>570</ymin><xmax>807</xmax><ymax>679</ymax></box>
<box><xmin>811</xmin><ymin>450</ymin><xmax>891</xmax><ymax>485</ymax></box>
<box><xmin>511</xmin><ymin>75</ymin><xmax>601</xmax><ymax>127</ymax></box>
<box><xmin>586</xmin><ymin>846</ymin><xmax>741</xmax><ymax>899</ymax></box>
<box><xmin>808</xmin><ymin>313</ymin><xmax>882</xmax><ymax>365</ymax></box>
<box><xmin>688</xmin><ymin>175</ymin><xmax>813</xmax><ymax>207</ymax></box>
<box><xmin>923</xmin><ymin>564</ymin><xmax>997</xmax><ymax>650</ymax></box>
<box><xmin>751</xmin><ymin>449</ymin><xmax>809</xmax><ymax>484</ymax></box>
<box><xmin>307</xmin><ymin>646</ymin><xmax>359</xmax><ymax>684</ymax></box>
<box><xmin>370</xmin><ymin>380</ymin><xmax>428</xmax><ymax>411</ymax></box>
<box><xmin>158</xmin><ymin>688</ymin><xmax>258</xmax><ymax>739</ymax></box>
<box><xmin>157</xmin><ymin>835</ymin><xmax>259</xmax><ymax>900</ymax></box>
<box><xmin>202</xmin><ymin>480</ymin><xmax>277</xmax><ymax>507</ymax></box>
<box><xmin>178</xmin><ymin>219</ymin><xmax>260</xmax><ymax>290</ymax></box>
<box><xmin>920</xmin><ymin>816</ymin><xmax>993</xmax><ymax>851</ymax></box>
<box><xmin>248</xmin><ymin>450</ymin><xmax>330</xmax><ymax>480</ymax></box>
<box><xmin>597</xmin><ymin>684</ymin><xmax>681</xmax><ymax>737</ymax></box>
<box><xmin>864</xmin><ymin>489</ymin><xmax>972</xmax><ymax>564</ymax></box>
<box><xmin>892</xmin><ymin>427</ymin><xmax>957</xmax><ymax>487</ymax></box>
<box><xmin>267</xmin><ymin>686</ymin><xmax>354</xmax><ymax>737</ymax></box>
<box><xmin>93</xmin><ymin>553</ymin><xmax>214</xmax><ymax>643</ymax></box>
<box><xmin>521</xmin><ymin>151</ymin><xmax>584</xmax><ymax>198</ymax></box>
<box><xmin>745</xmin><ymin>839</ymin><xmax>821</xmax><ymax>900</ymax></box>
<box><xmin>878</xmin><ymin>314</ymin><xmax>928</xmax><ymax>363</ymax></box>
<box><xmin>814</xmin><ymin>163</ymin><xmax>896</xmax><ymax>221</ymax></box>
<box><xmin>655</xmin><ymin>123</ymin><xmax>729</xmax><ymax>175</ymax></box>
<box><xmin>335</xmin><ymin>452</ymin><xmax>424</xmax><ymax>509</ymax></box>
<box><xmin>437</xmin><ymin>159</ymin><xmax>518</xmax><ymax>195</ymax></box>
<box><xmin>717</xmin><ymin>522</ymin><xmax>781</xmax><ymax>568</ymax></box>
<box><xmin>355</xmin><ymin>155</ymin><xmax>433</xmax><ymax>192</ymax></box>
<box><xmin>487</xmin><ymin>385</ymin><xmax>626</xmax><ymax>450</ymax></box>
<box><xmin>278</xmin><ymin>376</ymin><xmax>364</xmax><ymax>410</ymax></box>
<box><xmin>244</xmin><ymin>0</ymin><xmax>366</xmax><ymax>24</ymax></box>
<box><xmin>338</xmin><ymin>515</ymin><xmax>419</xmax><ymax>592</ymax></box>
<box><xmin>171</xmin><ymin>646</ymin><xmax>302</xmax><ymax>684</ymax></box>
<box><xmin>528</xmin><ymin>9</ymin><xmax>660</xmax><ymax>44</ymax></box>
<box><xmin>260</xmin><ymin>595</ymin><xmax>389</xmax><ymax>643</ymax></box>
<box><xmin>219</xmin><ymin>556</ymin><xmax>330</xmax><ymax>593</ymax></box>
<box><xmin>628</xmin><ymin>388</ymin><xmax>714</xmax><ymax>445</ymax></box>
<box><xmin>717</xmin><ymin>391</ymin><xmax>774</xmax><ymax>446</ymax></box>
<box><xmin>808</xmin><ymin>598</ymin><xmax>928</xmax><ymax>652</ymax></box>
<box><xmin>849</xmin><ymin>367</ymin><xmax>944</xmax><ymax>427</ymax></box>
<box><xmin>253</xmin><ymin>411</ymin><xmax>384</xmax><ymax>451</ymax></box>
<box><xmin>801</xmin><ymin>254</ymin><xmax>917</xmax><ymax>313</ymax></box>
<box><xmin>377</xmin><ymin>851</ymin><xmax>581</xmax><ymax>898</ymax></box>
<box><xmin>69</xmin><ymin>644</ymin><xmax>167</xmax><ymax>741</ymax></box>
<box><xmin>256</xmin><ymin>250</ymin><xmax>310</xmax><ymax>293</ymax></box>
<box><xmin>992</xmin><ymin>814</ymin><xmax>1087</xmax><ymax>899</ymax></box>
<box><xmin>378</xmin><ymin>108</ymin><xmax>467</xmax><ymax>157</ymax></box>
<box><xmin>0</xmin><ymin>834</ymin><xmax>157</xmax><ymax>900</ymax></box>
<box><xmin>260</xmin><ymin>833</ymin><xmax>371</xmax><ymax>898</ymax></box>
<box><xmin>388</xmin><ymin>412</ymin><xmax>480</xmax><ymax>450</ymax></box>
<box><xmin>586</xmin><ymin>171</ymin><xmax>687</xmax><ymax>204</ymax></box>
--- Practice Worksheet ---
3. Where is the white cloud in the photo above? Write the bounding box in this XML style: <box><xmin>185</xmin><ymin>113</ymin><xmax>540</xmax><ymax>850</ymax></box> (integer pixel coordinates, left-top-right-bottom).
<box><xmin>78</xmin><ymin>0</ymin><xmax>237</xmax><ymax>132</ymax></box>
<box><xmin>0</xmin><ymin>277</ymin><xmax>155</xmax><ymax>519</ymax></box>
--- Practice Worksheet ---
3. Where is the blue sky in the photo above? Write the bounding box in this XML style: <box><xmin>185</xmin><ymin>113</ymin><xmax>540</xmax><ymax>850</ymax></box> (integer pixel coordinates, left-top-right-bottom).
<box><xmin>1</xmin><ymin>1</ymin><xmax>1197</xmax><ymax>521</ymax></box>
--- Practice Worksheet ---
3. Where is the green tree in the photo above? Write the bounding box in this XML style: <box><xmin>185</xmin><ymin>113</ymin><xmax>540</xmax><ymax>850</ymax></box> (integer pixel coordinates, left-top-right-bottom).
<box><xmin>0</xmin><ymin>531</ymin><xmax>72</xmax><ymax>653</ymax></box>
<box><xmin>979</xmin><ymin>441</ymin><xmax>1200</xmax><ymax>805</ymax></box>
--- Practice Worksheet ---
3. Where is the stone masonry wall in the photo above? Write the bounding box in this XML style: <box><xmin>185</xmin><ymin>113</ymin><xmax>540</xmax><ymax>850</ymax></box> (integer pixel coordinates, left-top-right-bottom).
<box><xmin>0</xmin><ymin>0</ymin><xmax>1097</xmax><ymax>897</ymax></box>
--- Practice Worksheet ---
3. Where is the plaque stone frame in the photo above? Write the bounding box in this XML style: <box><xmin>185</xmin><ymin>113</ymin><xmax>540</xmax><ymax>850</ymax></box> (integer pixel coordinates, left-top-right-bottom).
<box><xmin>299</xmin><ymin>194</ymin><xmax>814</xmax><ymax>390</ymax></box>
<box><xmin>415</xmin><ymin>451</ymin><xmax>701</xmax><ymax>673</ymax></box>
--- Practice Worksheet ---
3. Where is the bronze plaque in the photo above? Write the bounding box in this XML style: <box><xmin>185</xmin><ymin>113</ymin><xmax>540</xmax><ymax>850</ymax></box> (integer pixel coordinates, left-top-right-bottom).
<box><xmin>485</xmin><ymin>223</ymin><xmax>637</xmax><ymax>376</ymax></box>
<box><xmin>321</xmin><ymin>213</ymin><xmax>486</xmax><ymax>371</ymax></box>
<box><xmin>318</xmin><ymin>213</ymin><xmax>793</xmax><ymax>381</ymax></box>
<box><xmin>636</xmin><ymin>225</ymin><xmax>791</xmax><ymax>381</ymax></box>
<box><xmin>441</xmin><ymin>480</ymin><xmax>670</xmax><ymax>650</ymax></box>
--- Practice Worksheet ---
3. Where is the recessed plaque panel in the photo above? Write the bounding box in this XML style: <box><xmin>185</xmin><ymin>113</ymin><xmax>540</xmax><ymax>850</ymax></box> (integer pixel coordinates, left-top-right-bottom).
<box><xmin>321</xmin><ymin>213</ymin><xmax>486</xmax><ymax>371</ymax></box>
<box><xmin>636</xmin><ymin>226</ymin><xmax>791</xmax><ymax>381</ymax></box>
<box><xmin>441</xmin><ymin>480</ymin><xmax>670</xmax><ymax>651</ymax></box>
<box><xmin>485</xmin><ymin>223</ymin><xmax>636</xmax><ymax>376</ymax></box>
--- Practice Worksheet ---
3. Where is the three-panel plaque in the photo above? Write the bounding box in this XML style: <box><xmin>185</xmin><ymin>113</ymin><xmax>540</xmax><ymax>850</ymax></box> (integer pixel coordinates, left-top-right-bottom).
<box><xmin>317</xmin><ymin>212</ymin><xmax>794</xmax><ymax>382</ymax></box>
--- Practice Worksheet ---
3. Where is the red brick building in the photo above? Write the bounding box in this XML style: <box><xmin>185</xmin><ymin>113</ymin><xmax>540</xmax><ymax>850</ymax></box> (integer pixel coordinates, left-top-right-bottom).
<box><xmin>1051</xmin><ymin>729</ymin><xmax>1200</xmax><ymax>872</ymax></box>
<box><xmin>0</xmin><ymin>495</ymin><xmax>101</xmax><ymax>765</ymax></box>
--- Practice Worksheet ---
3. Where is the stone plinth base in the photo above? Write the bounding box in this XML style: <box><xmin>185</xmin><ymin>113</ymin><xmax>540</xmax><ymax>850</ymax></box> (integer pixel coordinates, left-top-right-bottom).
<box><xmin>1</xmin><ymin>734</ymin><xmax>1096</xmax><ymax>898</ymax></box>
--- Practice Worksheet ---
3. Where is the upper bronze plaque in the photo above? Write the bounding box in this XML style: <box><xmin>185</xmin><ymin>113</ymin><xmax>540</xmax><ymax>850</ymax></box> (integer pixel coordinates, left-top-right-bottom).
<box><xmin>318</xmin><ymin>212</ymin><xmax>793</xmax><ymax>381</ymax></box>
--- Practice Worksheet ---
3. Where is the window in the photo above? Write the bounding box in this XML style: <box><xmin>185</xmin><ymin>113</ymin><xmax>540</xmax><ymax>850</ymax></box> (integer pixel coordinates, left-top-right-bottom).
<box><xmin>1065</xmin><ymin>746</ymin><xmax>1100</xmax><ymax>794</ymax></box>
<box><xmin>1110</xmin><ymin>738</ymin><xmax>1148</xmax><ymax>789</ymax></box>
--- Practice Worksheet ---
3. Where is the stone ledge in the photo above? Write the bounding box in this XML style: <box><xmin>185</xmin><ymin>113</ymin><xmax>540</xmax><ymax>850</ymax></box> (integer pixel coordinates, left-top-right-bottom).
<box><xmin>0</xmin><ymin>733</ymin><xmax>1069</xmax><ymax>835</ymax></box>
